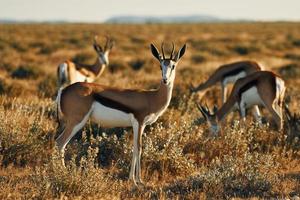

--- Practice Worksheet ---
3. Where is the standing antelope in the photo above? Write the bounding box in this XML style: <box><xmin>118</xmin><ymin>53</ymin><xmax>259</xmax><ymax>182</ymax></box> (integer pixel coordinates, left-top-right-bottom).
<box><xmin>56</xmin><ymin>42</ymin><xmax>186</xmax><ymax>186</ymax></box>
<box><xmin>57</xmin><ymin>36</ymin><xmax>114</xmax><ymax>88</ymax></box>
<box><xmin>197</xmin><ymin>71</ymin><xmax>285</xmax><ymax>135</ymax></box>
<box><xmin>191</xmin><ymin>61</ymin><xmax>262</xmax><ymax>103</ymax></box>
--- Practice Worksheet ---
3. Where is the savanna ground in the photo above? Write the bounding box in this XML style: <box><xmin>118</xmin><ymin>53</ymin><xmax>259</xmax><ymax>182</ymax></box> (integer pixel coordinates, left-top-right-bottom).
<box><xmin>0</xmin><ymin>23</ymin><xmax>300</xmax><ymax>199</ymax></box>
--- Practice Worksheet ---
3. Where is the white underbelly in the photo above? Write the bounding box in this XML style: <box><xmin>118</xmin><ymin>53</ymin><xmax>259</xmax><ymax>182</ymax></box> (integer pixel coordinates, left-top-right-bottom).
<box><xmin>223</xmin><ymin>71</ymin><xmax>247</xmax><ymax>85</ymax></box>
<box><xmin>241</xmin><ymin>87</ymin><xmax>263</xmax><ymax>108</ymax></box>
<box><xmin>90</xmin><ymin>102</ymin><xmax>132</xmax><ymax>128</ymax></box>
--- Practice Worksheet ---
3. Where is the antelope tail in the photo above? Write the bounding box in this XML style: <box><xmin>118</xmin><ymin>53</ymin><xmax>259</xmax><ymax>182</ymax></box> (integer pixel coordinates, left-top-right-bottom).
<box><xmin>56</xmin><ymin>88</ymin><xmax>63</xmax><ymax>124</ymax></box>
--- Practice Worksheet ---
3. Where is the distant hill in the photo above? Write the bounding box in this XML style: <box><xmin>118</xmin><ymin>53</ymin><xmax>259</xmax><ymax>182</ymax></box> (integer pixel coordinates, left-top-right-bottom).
<box><xmin>105</xmin><ymin>15</ymin><xmax>225</xmax><ymax>24</ymax></box>
<box><xmin>0</xmin><ymin>18</ymin><xmax>70</xmax><ymax>24</ymax></box>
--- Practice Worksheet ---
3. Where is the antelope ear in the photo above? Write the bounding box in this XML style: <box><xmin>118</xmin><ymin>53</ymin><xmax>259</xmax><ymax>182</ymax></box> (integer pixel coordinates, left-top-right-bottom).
<box><xmin>94</xmin><ymin>44</ymin><xmax>102</xmax><ymax>52</ymax></box>
<box><xmin>108</xmin><ymin>40</ymin><xmax>114</xmax><ymax>50</ymax></box>
<box><xmin>175</xmin><ymin>44</ymin><xmax>186</xmax><ymax>61</ymax></box>
<box><xmin>150</xmin><ymin>44</ymin><xmax>160</xmax><ymax>61</ymax></box>
<box><xmin>197</xmin><ymin>103</ymin><xmax>208</xmax><ymax>120</ymax></box>
<box><xmin>105</xmin><ymin>37</ymin><xmax>114</xmax><ymax>51</ymax></box>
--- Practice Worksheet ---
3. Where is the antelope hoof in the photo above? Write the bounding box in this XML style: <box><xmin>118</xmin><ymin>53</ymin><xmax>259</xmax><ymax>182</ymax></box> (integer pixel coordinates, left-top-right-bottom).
<box><xmin>136</xmin><ymin>179</ymin><xmax>145</xmax><ymax>187</ymax></box>
<box><xmin>130</xmin><ymin>178</ymin><xmax>139</xmax><ymax>187</ymax></box>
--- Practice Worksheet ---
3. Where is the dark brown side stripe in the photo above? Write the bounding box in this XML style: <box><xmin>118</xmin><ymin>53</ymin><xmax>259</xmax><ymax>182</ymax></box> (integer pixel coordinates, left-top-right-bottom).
<box><xmin>237</xmin><ymin>74</ymin><xmax>276</xmax><ymax>101</ymax></box>
<box><xmin>222</xmin><ymin>67</ymin><xmax>245</xmax><ymax>79</ymax></box>
<box><xmin>238</xmin><ymin>79</ymin><xmax>258</xmax><ymax>101</ymax></box>
<box><xmin>93</xmin><ymin>93</ymin><xmax>135</xmax><ymax>114</ymax></box>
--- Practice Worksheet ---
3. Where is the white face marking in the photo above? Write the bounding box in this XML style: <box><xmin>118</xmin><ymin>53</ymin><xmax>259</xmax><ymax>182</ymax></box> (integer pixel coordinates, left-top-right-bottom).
<box><xmin>210</xmin><ymin>124</ymin><xmax>220</xmax><ymax>135</ymax></box>
<box><xmin>90</xmin><ymin>102</ymin><xmax>132</xmax><ymax>128</ymax></box>
<box><xmin>204</xmin><ymin>116</ymin><xmax>220</xmax><ymax>135</ymax></box>
<box><xmin>222</xmin><ymin>71</ymin><xmax>247</xmax><ymax>85</ymax></box>
<box><xmin>99</xmin><ymin>51</ymin><xmax>109</xmax><ymax>65</ymax></box>
<box><xmin>161</xmin><ymin>60</ymin><xmax>177</xmax><ymax>85</ymax></box>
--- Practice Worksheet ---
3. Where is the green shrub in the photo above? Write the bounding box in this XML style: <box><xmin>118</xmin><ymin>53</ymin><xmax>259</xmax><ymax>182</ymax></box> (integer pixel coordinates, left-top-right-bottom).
<box><xmin>38</xmin><ymin>75</ymin><xmax>57</xmax><ymax>98</ymax></box>
<box><xmin>0</xmin><ymin>79</ymin><xmax>7</xmax><ymax>95</ymax></box>
<box><xmin>72</xmin><ymin>53</ymin><xmax>94</xmax><ymax>63</ymax></box>
<box><xmin>191</xmin><ymin>53</ymin><xmax>206</xmax><ymax>63</ymax></box>
<box><xmin>39</xmin><ymin>43</ymin><xmax>65</xmax><ymax>55</ymax></box>
<box><xmin>10</xmin><ymin>41</ymin><xmax>27</xmax><ymax>52</ymax></box>
<box><xmin>292</xmin><ymin>39</ymin><xmax>300</xmax><ymax>47</ymax></box>
<box><xmin>232</xmin><ymin>45</ymin><xmax>259</xmax><ymax>55</ymax></box>
<box><xmin>11</xmin><ymin>65</ymin><xmax>42</xmax><ymax>79</ymax></box>
<box><xmin>278</xmin><ymin>63</ymin><xmax>300</xmax><ymax>78</ymax></box>
<box><xmin>129</xmin><ymin>59</ymin><xmax>145</xmax><ymax>70</ymax></box>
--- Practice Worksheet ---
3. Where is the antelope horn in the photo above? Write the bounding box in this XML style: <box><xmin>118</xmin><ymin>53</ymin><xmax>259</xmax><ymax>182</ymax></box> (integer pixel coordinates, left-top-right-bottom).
<box><xmin>94</xmin><ymin>35</ymin><xmax>98</xmax><ymax>44</ymax></box>
<box><xmin>196</xmin><ymin>103</ymin><xmax>202</xmax><ymax>112</ymax></box>
<box><xmin>104</xmin><ymin>36</ymin><xmax>110</xmax><ymax>50</ymax></box>
<box><xmin>170</xmin><ymin>42</ymin><xmax>175</xmax><ymax>60</ymax></box>
<box><xmin>284</xmin><ymin>103</ymin><xmax>292</xmax><ymax>122</ymax></box>
<box><xmin>196</xmin><ymin>103</ymin><xmax>206</xmax><ymax>115</ymax></box>
<box><xmin>161</xmin><ymin>42</ymin><xmax>166</xmax><ymax>60</ymax></box>
<box><xmin>204</xmin><ymin>103</ymin><xmax>209</xmax><ymax>113</ymax></box>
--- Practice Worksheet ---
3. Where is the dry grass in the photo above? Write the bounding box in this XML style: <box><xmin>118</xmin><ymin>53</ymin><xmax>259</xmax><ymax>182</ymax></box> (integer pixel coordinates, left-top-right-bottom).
<box><xmin>0</xmin><ymin>23</ymin><xmax>300</xmax><ymax>199</ymax></box>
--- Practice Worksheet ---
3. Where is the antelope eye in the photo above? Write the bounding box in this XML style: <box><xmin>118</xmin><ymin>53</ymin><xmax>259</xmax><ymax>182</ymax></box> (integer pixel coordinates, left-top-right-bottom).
<box><xmin>172</xmin><ymin>65</ymin><xmax>175</xmax><ymax>69</ymax></box>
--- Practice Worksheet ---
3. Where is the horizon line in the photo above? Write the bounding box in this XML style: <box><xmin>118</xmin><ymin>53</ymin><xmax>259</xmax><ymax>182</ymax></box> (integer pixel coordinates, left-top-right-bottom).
<box><xmin>1</xmin><ymin>14</ymin><xmax>300</xmax><ymax>24</ymax></box>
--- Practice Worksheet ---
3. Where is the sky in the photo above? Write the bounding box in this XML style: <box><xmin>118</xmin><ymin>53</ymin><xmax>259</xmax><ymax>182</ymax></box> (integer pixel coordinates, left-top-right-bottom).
<box><xmin>0</xmin><ymin>0</ymin><xmax>300</xmax><ymax>22</ymax></box>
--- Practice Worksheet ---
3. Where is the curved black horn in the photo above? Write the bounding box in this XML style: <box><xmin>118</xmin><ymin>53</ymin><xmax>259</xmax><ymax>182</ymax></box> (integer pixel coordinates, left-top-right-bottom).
<box><xmin>104</xmin><ymin>35</ymin><xmax>110</xmax><ymax>50</ymax></box>
<box><xmin>170</xmin><ymin>42</ymin><xmax>175</xmax><ymax>60</ymax></box>
<box><xmin>94</xmin><ymin>35</ymin><xmax>98</xmax><ymax>44</ymax></box>
<box><xmin>161</xmin><ymin>42</ymin><xmax>166</xmax><ymax>60</ymax></box>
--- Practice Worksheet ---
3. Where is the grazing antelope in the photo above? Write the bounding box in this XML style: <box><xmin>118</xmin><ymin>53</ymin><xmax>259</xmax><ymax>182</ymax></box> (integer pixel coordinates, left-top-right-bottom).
<box><xmin>197</xmin><ymin>71</ymin><xmax>286</xmax><ymax>135</ymax></box>
<box><xmin>191</xmin><ymin>60</ymin><xmax>262</xmax><ymax>104</ymax></box>
<box><xmin>284</xmin><ymin>104</ymin><xmax>300</xmax><ymax>142</ymax></box>
<box><xmin>57</xmin><ymin>36</ymin><xmax>114</xmax><ymax>88</ymax></box>
<box><xmin>56</xmin><ymin>42</ymin><xmax>186</xmax><ymax>186</ymax></box>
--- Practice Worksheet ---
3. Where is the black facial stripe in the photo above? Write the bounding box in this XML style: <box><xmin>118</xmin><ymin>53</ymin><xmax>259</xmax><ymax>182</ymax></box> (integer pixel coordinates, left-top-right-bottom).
<box><xmin>93</xmin><ymin>94</ymin><xmax>134</xmax><ymax>114</ymax></box>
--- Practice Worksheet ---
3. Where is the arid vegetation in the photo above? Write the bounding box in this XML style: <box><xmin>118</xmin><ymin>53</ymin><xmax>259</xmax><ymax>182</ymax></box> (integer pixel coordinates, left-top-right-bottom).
<box><xmin>0</xmin><ymin>23</ymin><xmax>300</xmax><ymax>199</ymax></box>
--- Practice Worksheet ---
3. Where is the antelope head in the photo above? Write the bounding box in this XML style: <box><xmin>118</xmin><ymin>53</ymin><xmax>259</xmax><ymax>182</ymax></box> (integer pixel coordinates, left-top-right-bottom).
<box><xmin>93</xmin><ymin>35</ymin><xmax>114</xmax><ymax>66</ymax></box>
<box><xmin>150</xmin><ymin>42</ymin><xmax>186</xmax><ymax>85</ymax></box>
<box><xmin>197</xmin><ymin>103</ymin><xmax>220</xmax><ymax>135</ymax></box>
<box><xmin>285</xmin><ymin>104</ymin><xmax>300</xmax><ymax>141</ymax></box>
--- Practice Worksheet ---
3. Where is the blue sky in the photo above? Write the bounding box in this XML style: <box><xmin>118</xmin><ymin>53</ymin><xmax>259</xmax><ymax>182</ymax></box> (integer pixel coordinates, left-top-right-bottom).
<box><xmin>0</xmin><ymin>0</ymin><xmax>299</xmax><ymax>22</ymax></box>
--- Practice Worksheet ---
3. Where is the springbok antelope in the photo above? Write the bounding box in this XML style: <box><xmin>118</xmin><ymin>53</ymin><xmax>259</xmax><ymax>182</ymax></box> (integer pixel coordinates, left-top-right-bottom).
<box><xmin>191</xmin><ymin>60</ymin><xmax>262</xmax><ymax>104</ymax></box>
<box><xmin>57</xmin><ymin>36</ymin><xmax>114</xmax><ymax>88</ymax></box>
<box><xmin>197</xmin><ymin>71</ymin><xmax>285</xmax><ymax>135</ymax></box>
<box><xmin>55</xmin><ymin>42</ymin><xmax>186</xmax><ymax>185</ymax></box>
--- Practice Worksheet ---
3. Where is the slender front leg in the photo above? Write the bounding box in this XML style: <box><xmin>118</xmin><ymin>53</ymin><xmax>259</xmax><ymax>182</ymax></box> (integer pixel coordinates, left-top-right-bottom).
<box><xmin>252</xmin><ymin>105</ymin><xmax>262</xmax><ymax>126</ymax></box>
<box><xmin>239</xmin><ymin>102</ymin><xmax>247</xmax><ymax>123</ymax></box>
<box><xmin>221</xmin><ymin>84</ymin><xmax>228</xmax><ymax>105</ymax></box>
<box><xmin>129</xmin><ymin>119</ymin><xmax>139</xmax><ymax>186</ymax></box>
<box><xmin>135</xmin><ymin>124</ymin><xmax>145</xmax><ymax>185</ymax></box>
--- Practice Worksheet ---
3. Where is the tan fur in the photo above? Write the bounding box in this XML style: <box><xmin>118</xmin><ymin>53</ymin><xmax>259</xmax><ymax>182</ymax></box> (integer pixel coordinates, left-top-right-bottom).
<box><xmin>59</xmin><ymin>81</ymin><xmax>171</xmax><ymax>123</ymax></box>
<box><xmin>56</xmin><ymin>43</ymin><xmax>186</xmax><ymax>186</ymax></box>
<box><xmin>57</xmin><ymin>37</ymin><xmax>113</xmax><ymax>87</ymax></box>
<box><xmin>192</xmin><ymin>60</ymin><xmax>262</xmax><ymax>103</ymax></box>
<box><xmin>202</xmin><ymin>71</ymin><xmax>285</xmax><ymax>132</ymax></box>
